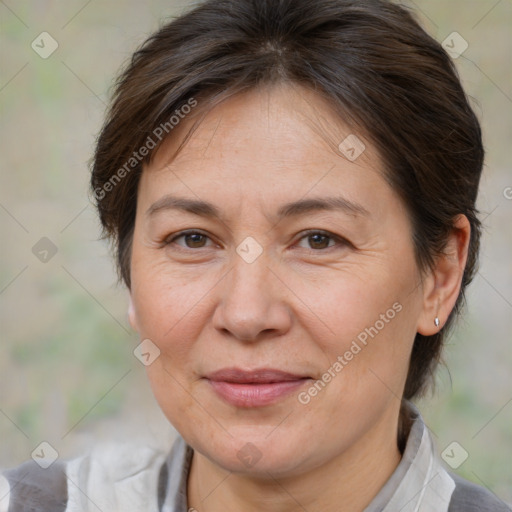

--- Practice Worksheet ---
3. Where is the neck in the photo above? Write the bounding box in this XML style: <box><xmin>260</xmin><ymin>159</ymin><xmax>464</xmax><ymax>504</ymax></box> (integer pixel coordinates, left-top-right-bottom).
<box><xmin>187</xmin><ymin>405</ymin><xmax>403</xmax><ymax>512</ymax></box>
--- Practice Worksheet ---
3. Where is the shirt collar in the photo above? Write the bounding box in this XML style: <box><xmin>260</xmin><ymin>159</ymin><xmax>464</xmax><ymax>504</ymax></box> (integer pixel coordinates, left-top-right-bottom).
<box><xmin>364</xmin><ymin>400</ymin><xmax>455</xmax><ymax>512</ymax></box>
<box><xmin>161</xmin><ymin>401</ymin><xmax>455</xmax><ymax>512</ymax></box>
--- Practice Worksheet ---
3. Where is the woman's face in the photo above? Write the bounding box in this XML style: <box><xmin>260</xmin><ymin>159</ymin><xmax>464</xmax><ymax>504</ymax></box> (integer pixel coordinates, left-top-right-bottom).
<box><xmin>129</xmin><ymin>84</ymin><xmax>429</xmax><ymax>476</ymax></box>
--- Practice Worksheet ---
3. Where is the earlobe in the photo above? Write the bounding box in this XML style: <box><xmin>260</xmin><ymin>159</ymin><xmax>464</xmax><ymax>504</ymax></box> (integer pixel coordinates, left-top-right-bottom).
<box><xmin>416</xmin><ymin>214</ymin><xmax>471</xmax><ymax>336</ymax></box>
<box><xmin>127</xmin><ymin>295</ymin><xmax>139</xmax><ymax>331</ymax></box>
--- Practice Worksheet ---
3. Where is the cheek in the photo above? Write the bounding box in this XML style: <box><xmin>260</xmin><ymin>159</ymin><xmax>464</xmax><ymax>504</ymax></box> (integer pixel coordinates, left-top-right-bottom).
<box><xmin>295</xmin><ymin>266</ymin><xmax>405</xmax><ymax>343</ymax></box>
<box><xmin>130</xmin><ymin>254</ymin><xmax>211</xmax><ymax>339</ymax></box>
<box><xmin>297</xmin><ymin>261</ymin><xmax>419</xmax><ymax>392</ymax></box>
<box><xmin>144</xmin><ymin>357</ymin><xmax>206</xmax><ymax>437</ymax></box>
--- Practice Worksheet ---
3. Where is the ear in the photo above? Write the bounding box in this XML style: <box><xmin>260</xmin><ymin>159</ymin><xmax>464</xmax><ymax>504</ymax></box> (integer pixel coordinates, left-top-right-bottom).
<box><xmin>127</xmin><ymin>294</ymin><xmax>139</xmax><ymax>332</ymax></box>
<box><xmin>416</xmin><ymin>214</ymin><xmax>471</xmax><ymax>336</ymax></box>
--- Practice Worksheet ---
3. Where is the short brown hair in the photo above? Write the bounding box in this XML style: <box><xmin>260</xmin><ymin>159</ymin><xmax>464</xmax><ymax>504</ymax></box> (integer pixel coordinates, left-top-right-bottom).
<box><xmin>90</xmin><ymin>0</ymin><xmax>484</xmax><ymax>443</ymax></box>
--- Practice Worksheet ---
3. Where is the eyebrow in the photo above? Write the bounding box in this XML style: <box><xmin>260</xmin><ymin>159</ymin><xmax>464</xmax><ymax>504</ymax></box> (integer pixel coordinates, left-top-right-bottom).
<box><xmin>146</xmin><ymin>194</ymin><xmax>370</xmax><ymax>221</ymax></box>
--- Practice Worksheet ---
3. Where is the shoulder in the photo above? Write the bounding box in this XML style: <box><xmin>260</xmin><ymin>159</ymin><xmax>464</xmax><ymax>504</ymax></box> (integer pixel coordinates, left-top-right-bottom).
<box><xmin>448</xmin><ymin>472</ymin><xmax>511</xmax><ymax>512</ymax></box>
<box><xmin>1</xmin><ymin>458</ymin><xmax>67</xmax><ymax>512</ymax></box>
<box><xmin>1</xmin><ymin>442</ymin><xmax>168</xmax><ymax>512</ymax></box>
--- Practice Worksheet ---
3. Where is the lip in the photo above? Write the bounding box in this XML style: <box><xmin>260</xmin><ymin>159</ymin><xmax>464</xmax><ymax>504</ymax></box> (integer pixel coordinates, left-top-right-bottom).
<box><xmin>204</xmin><ymin>367</ymin><xmax>311</xmax><ymax>407</ymax></box>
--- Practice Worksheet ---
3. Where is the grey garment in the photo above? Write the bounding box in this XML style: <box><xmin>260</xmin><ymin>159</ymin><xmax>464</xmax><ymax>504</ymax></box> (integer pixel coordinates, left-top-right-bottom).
<box><xmin>2</xmin><ymin>459</ymin><xmax>68</xmax><ymax>512</ymax></box>
<box><xmin>159</xmin><ymin>434</ymin><xmax>193</xmax><ymax>512</ymax></box>
<box><xmin>448</xmin><ymin>472</ymin><xmax>512</xmax><ymax>512</ymax></box>
<box><xmin>1</xmin><ymin>405</ymin><xmax>511</xmax><ymax>511</ymax></box>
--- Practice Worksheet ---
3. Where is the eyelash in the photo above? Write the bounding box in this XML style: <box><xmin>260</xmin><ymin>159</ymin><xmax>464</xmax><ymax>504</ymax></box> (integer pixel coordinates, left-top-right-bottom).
<box><xmin>163</xmin><ymin>229</ymin><xmax>351</xmax><ymax>253</ymax></box>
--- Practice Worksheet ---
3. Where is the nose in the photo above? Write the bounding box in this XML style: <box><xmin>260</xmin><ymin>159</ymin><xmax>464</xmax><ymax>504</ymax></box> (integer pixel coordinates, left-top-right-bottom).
<box><xmin>212</xmin><ymin>249</ymin><xmax>292</xmax><ymax>342</ymax></box>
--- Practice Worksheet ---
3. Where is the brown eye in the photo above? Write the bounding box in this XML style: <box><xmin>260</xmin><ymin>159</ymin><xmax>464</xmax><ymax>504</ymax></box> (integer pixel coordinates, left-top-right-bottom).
<box><xmin>295</xmin><ymin>230</ymin><xmax>349</xmax><ymax>251</ymax></box>
<box><xmin>306</xmin><ymin>233</ymin><xmax>332</xmax><ymax>250</ymax></box>
<box><xmin>166</xmin><ymin>230</ymin><xmax>213</xmax><ymax>249</ymax></box>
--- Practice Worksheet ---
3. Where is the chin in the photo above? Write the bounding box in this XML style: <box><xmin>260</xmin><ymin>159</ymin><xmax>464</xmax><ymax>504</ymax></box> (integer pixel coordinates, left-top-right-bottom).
<box><xmin>194</xmin><ymin>428</ymin><xmax>314</xmax><ymax>477</ymax></box>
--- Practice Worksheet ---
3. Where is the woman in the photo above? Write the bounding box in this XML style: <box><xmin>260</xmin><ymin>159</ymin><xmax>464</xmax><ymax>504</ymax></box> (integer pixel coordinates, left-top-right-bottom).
<box><xmin>1</xmin><ymin>0</ymin><xmax>510</xmax><ymax>510</ymax></box>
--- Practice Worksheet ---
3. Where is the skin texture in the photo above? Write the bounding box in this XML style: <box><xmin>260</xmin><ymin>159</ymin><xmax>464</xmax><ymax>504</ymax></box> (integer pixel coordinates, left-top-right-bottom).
<box><xmin>127</xmin><ymin>83</ymin><xmax>470</xmax><ymax>512</ymax></box>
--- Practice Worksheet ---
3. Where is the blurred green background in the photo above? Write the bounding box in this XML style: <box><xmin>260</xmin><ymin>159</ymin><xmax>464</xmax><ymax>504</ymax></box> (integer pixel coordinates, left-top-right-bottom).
<box><xmin>1</xmin><ymin>0</ymin><xmax>511</xmax><ymax>505</ymax></box>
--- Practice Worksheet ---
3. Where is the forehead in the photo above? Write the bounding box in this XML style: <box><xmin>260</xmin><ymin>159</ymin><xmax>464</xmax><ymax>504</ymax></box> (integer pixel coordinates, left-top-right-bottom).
<box><xmin>138</xmin><ymin>84</ymin><xmax>391</xmax><ymax>218</ymax></box>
